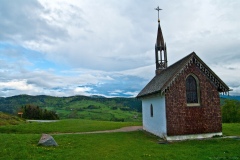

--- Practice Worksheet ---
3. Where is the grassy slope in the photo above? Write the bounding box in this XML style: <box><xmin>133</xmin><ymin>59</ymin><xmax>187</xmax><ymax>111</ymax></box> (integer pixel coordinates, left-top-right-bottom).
<box><xmin>0</xmin><ymin>120</ymin><xmax>240</xmax><ymax>160</ymax></box>
<box><xmin>0</xmin><ymin>95</ymin><xmax>142</xmax><ymax>121</ymax></box>
<box><xmin>0</xmin><ymin>112</ymin><xmax>25</xmax><ymax>126</ymax></box>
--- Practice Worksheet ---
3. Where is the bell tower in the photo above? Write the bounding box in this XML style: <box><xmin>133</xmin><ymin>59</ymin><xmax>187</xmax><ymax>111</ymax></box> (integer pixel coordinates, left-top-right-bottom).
<box><xmin>155</xmin><ymin>6</ymin><xmax>167</xmax><ymax>75</ymax></box>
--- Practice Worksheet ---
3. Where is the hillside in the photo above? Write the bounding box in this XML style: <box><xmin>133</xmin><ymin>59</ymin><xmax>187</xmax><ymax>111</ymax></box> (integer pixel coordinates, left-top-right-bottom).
<box><xmin>0</xmin><ymin>95</ymin><xmax>142</xmax><ymax>121</ymax></box>
<box><xmin>0</xmin><ymin>112</ymin><xmax>25</xmax><ymax>126</ymax></box>
<box><xmin>220</xmin><ymin>95</ymin><xmax>240</xmax><ymax>101</ymax></box>
<box><xmin>2</xmin><ymin>94</ymin><xmax>236</xmax><ymax>122</ymax></box>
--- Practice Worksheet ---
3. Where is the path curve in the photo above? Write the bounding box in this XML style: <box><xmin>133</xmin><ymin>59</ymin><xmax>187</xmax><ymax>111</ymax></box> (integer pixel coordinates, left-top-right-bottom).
<box><xmin>52</xmin><ymin>126</ymin><xmax>143</xmax><ymax>135</ymax></box>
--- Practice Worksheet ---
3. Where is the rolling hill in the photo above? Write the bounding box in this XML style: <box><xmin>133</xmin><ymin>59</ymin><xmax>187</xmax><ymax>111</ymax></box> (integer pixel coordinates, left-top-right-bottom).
<box><xmin>1</xmin><ymin>94</ymin><xmax>237</xmax><ymax>121</ymax></box>
<box><xmin>0</xmin><ymin>95</ymin><xmax>142</xmax><ymax>121</ymax></box>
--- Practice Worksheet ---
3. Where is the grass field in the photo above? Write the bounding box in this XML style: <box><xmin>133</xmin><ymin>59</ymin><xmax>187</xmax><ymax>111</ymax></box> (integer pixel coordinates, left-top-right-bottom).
<box><xmin>0</xmin><ymin>119</ymin><xmax>141</xmax><ymax>134</ymax></box>
<box><xmin>0</xmin><ymin>120</ymin><xmax>240</xmax><ymax>160</ymax></box>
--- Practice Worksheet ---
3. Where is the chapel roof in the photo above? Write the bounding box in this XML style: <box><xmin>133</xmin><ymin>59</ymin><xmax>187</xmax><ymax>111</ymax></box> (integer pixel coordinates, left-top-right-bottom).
<box><xmin>136</xmin><ymin>52</ymin><xmax>230</xmax><ymax>98</ymax></box>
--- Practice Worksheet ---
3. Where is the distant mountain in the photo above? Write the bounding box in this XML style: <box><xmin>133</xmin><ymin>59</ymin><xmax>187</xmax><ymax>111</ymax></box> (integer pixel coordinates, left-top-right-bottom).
<box><xmin>220</xmin><ymin>95</ymin><xmax>240</xmax><ymax>101</ymax></box>
<box><xmin>90</xmin><ymin>95</ymin><xmax>106</xmax><ymax>98</ymax></box>
<box><xmin>0</xmin><ymin>95</ymin><xmax>142</xmax><ymax>121</ymax></box>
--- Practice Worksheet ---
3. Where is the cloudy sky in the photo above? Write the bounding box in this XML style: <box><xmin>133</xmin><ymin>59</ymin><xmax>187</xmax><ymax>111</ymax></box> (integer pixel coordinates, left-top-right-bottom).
<box><xmin>0</xmin><ymin>0</ymin><xmax>240</xmax><ymax>97</ymax></box>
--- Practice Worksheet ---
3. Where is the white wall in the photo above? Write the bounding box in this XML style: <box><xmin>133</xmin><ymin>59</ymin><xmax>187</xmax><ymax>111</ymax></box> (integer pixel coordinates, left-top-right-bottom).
<box><xmin>142</xmin><ymin>95</ymin><xmax>167</xmax><ymax>138</ymax></box>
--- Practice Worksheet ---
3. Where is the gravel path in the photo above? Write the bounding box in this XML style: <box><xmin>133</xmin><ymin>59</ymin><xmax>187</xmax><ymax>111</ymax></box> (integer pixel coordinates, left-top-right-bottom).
<box><xmin>52</xmin><ymin>126</ymin><xmax>143</xmax><ymax>135</ymax></box>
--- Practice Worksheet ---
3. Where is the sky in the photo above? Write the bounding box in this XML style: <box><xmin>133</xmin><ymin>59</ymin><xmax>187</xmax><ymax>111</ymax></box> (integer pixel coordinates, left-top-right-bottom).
<box><xmin>0</xmin><ymin>0</ymin><xmax>240</xmax><ymax>97</ymax></box>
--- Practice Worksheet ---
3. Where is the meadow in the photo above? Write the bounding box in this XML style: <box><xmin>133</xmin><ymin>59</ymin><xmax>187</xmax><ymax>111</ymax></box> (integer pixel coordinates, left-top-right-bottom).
<box><xmin>0</xmin><ymin>120</ymin><xmax>240</xmax><ymax>160</ymax></box>
<box><xmin>0</xmin><ymin>95</ymin><xmax>142</xmax><ymax>121</ymax></box>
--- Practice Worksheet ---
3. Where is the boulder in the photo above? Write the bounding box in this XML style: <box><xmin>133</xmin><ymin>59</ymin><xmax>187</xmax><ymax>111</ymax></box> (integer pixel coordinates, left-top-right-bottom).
<box><xmin>38</xmin><ymin>134</ymin><xmax>58</xmax><ymax>146</ymax></box>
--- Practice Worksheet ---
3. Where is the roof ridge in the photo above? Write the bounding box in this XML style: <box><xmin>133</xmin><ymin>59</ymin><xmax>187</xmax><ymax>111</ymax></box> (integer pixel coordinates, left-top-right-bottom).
<box><xmin>137</xmin><ymin>52</ymin><xmax>195</xmax><ymax>98</ymax></box>
<box><xmin>137</xmin><ymin>52</ymin><xmax>230</xmax><ymax>98</ymax></box>
<box><xmin>160</xmin><ymin>52</ymin><xmax>195</xmax><ymax>93</ymax></box>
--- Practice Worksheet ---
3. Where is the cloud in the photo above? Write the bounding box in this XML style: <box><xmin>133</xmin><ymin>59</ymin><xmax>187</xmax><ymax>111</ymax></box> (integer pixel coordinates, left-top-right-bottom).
<box><xmin>74</xmin><ymin>86</ymin><xmax>92</xmax><ymax>95</ymax></box>
<box><xmin>0</xmin><ymin>0</ymin><xmax>240</xmax><ymax>97</ymax></box>
<box><xmin>123</xmin><ymin>91</ymin><xmax>139</xmax><ymax>97</ymax></box>
<box><xmin>1</xmin><ymin>0</ymin><xmax>157</xmax><ymax>71</ymax></box>
<box><xmin>0</xmin><ymin>80</ymin><xmax>34</xmax><ymax>91</ymax></box>
<box><xmin>0</xmin><ymin>0</ymin><xmax>69</xmax><ymax>46</ymax></box>
<box><xmin>0</xmin><ymin>49</ymin><xmax>150</xmax><ymax>97</ymax></box>
<box><xmin>211</xmin><ymin>63</ymin><xmax>240</xmax><ymax>96</ymax></box>
<box><xmin>2</xmin><ymin>1</ymin><xmax>239</xmax><ymax>70</ymax></box>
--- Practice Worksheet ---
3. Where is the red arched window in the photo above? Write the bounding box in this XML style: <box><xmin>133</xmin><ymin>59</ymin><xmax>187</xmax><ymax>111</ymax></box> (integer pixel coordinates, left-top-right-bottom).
<box><xmin>186</xmin><ymin>75</ymin><xmax>199</xmax><ymax>104</ymax></box>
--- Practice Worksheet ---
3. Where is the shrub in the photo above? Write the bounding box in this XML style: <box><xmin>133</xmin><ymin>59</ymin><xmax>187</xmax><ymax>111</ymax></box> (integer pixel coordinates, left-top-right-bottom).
<box><xmin>87</xmin><ymin>105</ymin><xmax>100</xmax><ymax>109</ymax></box>
<box><xmin>120</xmin><ymin>107</ymin><xmax>130</xmax><ymax>111</ymax></box>
<box><xmin>111</xmin><ymin>106</ymin><xmax>118</xmax><ymax>110</ymax></box>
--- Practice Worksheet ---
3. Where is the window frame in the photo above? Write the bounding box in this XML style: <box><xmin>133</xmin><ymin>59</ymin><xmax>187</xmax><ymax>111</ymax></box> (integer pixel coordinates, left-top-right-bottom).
<box><xmin>186</xmin><ymin>74</ymin><xmax>201</xmax><ymax>107</ymax></box>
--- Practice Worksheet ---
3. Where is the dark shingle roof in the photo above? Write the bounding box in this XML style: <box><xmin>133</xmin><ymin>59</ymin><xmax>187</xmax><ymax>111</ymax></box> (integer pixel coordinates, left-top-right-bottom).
<box><xmin>136</xmin><ymin>52</ymin><xmax>230</xmax><ymax>98</ymax></box>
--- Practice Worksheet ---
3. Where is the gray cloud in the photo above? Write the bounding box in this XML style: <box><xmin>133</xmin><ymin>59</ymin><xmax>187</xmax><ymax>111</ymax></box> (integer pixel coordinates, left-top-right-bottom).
<box><xmin>0</xmin><ymin>0</ymin><xmax>240</xmax><ymax>97</ymax></box>
<box><xmin>0</xmin><ymin>0</ymin><xmax>69</xmax><ymax>44</ymax></box>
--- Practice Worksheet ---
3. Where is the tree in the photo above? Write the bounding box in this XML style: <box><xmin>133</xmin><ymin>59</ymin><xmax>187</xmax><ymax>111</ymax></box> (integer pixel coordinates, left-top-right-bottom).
<box><xmin>221</xmin><ymin>100</ymin><xmax>240</xmax><ymax>123</ymax></box>
<box><xmin>19</xmin><ymin>105</ymin><xmax>59</xmax><ymax>120</ymax></box>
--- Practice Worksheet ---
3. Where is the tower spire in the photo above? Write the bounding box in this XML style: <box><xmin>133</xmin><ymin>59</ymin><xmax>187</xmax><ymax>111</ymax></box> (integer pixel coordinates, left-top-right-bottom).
<box><xmin>155</xmin><ymin>6</ymin><xmax>167</xmax><ymax>75</ymax></box>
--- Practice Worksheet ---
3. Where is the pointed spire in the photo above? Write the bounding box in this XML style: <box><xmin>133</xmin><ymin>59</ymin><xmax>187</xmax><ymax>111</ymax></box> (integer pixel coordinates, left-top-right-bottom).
<box><xmin>154</xmin><ymin>6</ymin><xmax>167</xmax><ymax>75</ymax></box>
<box><xmin>156</xmin><ymin>23</ymin><xmax>165</xmax><ymax>49</ymax></box>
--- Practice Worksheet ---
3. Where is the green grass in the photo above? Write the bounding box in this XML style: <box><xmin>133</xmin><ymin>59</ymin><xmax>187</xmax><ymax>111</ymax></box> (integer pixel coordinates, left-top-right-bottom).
<box><xmin>0</xmin><ymin>121</ymin><xmax>240</xmax><ymax>160</ymax></box>
<box><xmin>0</xmin><ymin>119</ymin><xmax>141</xmax><ymax>134</ymax></box>
<box><xmin>1</xmin><ymin>132</ymin><xmax>240</xmax><ymax>160</ymax></box>
<box><xmin>222</xmin><ymin>123</ymin><xmax>240</xmax><ymax>136</ymax></box>
<box><xmin>57</xmin><ymin>106</ymin><xmax>142</xmax><ymax>121</ymax></box>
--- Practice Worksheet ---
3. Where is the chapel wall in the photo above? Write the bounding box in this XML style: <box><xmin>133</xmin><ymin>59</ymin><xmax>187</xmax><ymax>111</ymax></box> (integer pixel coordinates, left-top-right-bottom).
<box><xmin>165</xmin><ymin>63</ymin><xmax>222</xmax><ymax>136</ymax></box>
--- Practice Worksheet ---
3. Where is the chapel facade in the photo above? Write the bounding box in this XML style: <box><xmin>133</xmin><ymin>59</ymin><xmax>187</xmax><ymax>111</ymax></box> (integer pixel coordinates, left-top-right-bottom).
<box><xmin>136</xmin><ymin>9</ymin><xmax>230</xmax><ymax>140</ymax></box>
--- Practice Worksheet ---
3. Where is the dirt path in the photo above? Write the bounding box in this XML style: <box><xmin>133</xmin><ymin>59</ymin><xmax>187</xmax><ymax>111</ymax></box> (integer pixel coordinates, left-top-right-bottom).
<box><xmin>52</xmin><ymin>126</ymin><xmax>143</xmax><ymax>135</ymax></box>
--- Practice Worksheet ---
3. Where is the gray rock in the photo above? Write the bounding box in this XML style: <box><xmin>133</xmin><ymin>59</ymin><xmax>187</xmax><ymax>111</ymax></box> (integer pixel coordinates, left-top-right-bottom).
<box><xmin>38</xmin><ymin>134</ymin><xmax>58</xmax><ymax>146</ymax></box>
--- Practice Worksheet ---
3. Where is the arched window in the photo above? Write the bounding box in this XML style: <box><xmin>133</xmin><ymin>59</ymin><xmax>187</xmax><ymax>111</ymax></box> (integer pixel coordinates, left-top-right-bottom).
<box><xmin>150</xmin><ymin>104</ymin><xmax>153</xmax><ymax>117</ymax></box>
<box><xmin>186</xmin><ymin>75</ymin><xmax>199</xmax><ymax>104</ymax></box>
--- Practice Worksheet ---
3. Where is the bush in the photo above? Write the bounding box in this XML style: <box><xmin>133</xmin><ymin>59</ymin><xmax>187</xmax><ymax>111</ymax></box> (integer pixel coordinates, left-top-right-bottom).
<box><xmin>111</xmin><ymin>106</ymin><xmax>118</xmax><ymax>110</ymax></box>
<box><xmin>120</xmin><ymin>107</ymin><xmax>130</xmax><ymax>111</ymax></box>
<box><xmin>87</xmin><ymin>105</ymin><xmax>100</xmax><ymax>109</ymax></box>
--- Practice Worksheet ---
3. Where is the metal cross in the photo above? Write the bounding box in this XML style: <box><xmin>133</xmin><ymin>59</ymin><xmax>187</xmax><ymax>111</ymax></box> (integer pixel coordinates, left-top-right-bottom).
<box><xmin>155</xmin><ymin>6</ymin><xmax>162</xmax><ymax>20</ymax></box>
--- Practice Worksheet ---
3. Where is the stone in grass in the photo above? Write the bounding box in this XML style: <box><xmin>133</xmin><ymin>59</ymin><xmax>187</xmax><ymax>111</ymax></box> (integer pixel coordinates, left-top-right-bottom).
<box><xmin>38</xmin><ymin>134</ymin><xmax>58</xmax><ymax>146</ymax></box>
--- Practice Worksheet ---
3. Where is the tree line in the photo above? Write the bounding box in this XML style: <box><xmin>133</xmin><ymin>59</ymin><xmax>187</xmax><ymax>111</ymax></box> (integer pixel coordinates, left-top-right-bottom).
<box><xmin>221</xmin><ymin>99</ymin><xmax>240</xmax><ymax>123</ymax></box>
<box><xmin>19</xmin><ymin>105</ymin><xmax>59</xmax><ymax>120</ymax></box>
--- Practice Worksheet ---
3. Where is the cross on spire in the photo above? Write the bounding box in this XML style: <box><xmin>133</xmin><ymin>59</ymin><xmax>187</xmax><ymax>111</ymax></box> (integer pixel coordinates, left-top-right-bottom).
<box><xmin>155</xmin><ymin>6</ymin><xmax>162</xmax><ymax>23</ymax></box>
